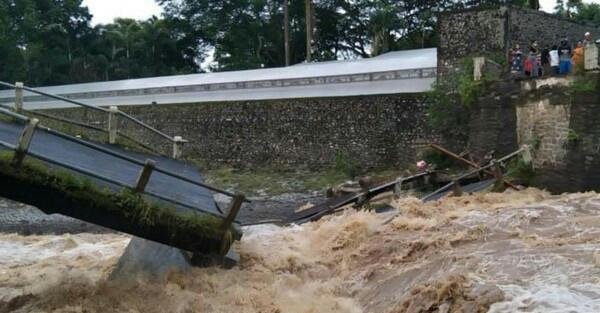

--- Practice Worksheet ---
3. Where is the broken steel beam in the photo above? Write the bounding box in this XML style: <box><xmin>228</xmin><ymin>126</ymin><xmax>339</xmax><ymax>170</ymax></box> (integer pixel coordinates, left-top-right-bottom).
<box><xmin>421</xmin><ymin>147</ymin><xmax>526</xmax><ymax>202</ymax></box>
<box><xmin>292</xmin><ymin>171</ymin><xmax>435</xmax><ymax>224</ymax></box>
<box><xmin>429</xmin><ymin>143</ymin><xmax>520</xmax><ymax>190</ymax></box>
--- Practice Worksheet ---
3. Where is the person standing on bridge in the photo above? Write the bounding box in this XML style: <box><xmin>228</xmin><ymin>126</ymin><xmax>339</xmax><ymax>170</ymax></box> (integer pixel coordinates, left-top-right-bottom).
<box><xmin>558</xmin><ymin>39</ymin><xmax>572</xmax><ymax>75</ymax></box>
<box><xmin>510</xmin><ymin>43</ymin><xmax>524</xmax><ymax>76</ymax></box>
<box><xmin>550</xmin><ymin>45</ymin><xmax>560</xmax><ymax>75</ymax></box>
<box><xmin>527</xmin><ymin>41</ymin><xmax>541</xmax><ymax>77</ymax></box>
<box><xmin>572</xmin><ymin>41</ymin><xmax>585</xmax><ymax>73</ymax></box>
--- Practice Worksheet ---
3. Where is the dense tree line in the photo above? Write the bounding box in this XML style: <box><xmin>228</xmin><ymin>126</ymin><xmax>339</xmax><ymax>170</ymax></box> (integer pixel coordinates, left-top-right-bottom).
<box><xmin>0</xmin><ymin>0</ymin><xmax>598</xmax><ymax>86</ymax></box>
<box><xmin>0</xmin><ymin>0</ymin><xmax>196</xmax><ymax>86</ymax></box>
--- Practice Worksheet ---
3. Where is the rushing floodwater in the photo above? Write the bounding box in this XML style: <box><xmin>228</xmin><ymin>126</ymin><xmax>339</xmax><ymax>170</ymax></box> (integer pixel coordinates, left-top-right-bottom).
<box><xmin>2</xmin><ymin>188</ymin><xmax>600</xmax><ymax>312</ymax></box>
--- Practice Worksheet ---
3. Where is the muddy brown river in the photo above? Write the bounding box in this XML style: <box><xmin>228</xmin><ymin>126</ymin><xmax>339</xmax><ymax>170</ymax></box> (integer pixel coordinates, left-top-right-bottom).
<box><xmin>1</xmin><ymin>188</ymin><xmax>600</xmax><ymax>312</ymax></box>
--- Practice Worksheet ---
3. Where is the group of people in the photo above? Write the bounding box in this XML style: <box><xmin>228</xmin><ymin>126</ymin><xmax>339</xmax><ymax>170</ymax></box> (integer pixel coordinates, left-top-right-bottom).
<box><xmin>510</xmin><ymin>32</ymin><xmax>598</xmax><ymax>77</ymax></box>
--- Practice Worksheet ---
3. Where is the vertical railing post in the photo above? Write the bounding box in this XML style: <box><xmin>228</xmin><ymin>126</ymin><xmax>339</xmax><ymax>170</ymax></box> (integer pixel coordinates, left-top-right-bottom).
<box><xmin>219</xmin><ymin>193</ymin><xmax>245</xmax><ymax>254</ymax></box>
<box><xmin>134</xmin><ymin>159</ymin><xmax>156</xmax><ymax>193</ymax></box>
<box><xmin>451</xmin><ymin>180</ymin><xmax>463</xmax><ymax>197</ymax></box>
<box><xmin>108</xmin><ymin>106</ymin><xmax>118</xmax><ymax>144</ymax></box>
<box><xmin>14</xmin><ymin>82</ymin><xmax>24</xmax><ymax>113</ymax></box>
<box><xmin>172</xmin><ymin>136</ymin><xmax>185</xmax><ymax>159</ymax></box>
<box><xmin>12</xmin><ymin>118</ymin><xmax>39</xmax><ymax>167</ymax></box>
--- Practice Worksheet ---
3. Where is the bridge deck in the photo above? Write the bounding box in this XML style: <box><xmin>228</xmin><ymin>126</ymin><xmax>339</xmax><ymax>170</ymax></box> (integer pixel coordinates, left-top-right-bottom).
<box><xmin>0</xmin><ymin>121</ymin><xmax>220</xmax><ymax>217</ymax></box>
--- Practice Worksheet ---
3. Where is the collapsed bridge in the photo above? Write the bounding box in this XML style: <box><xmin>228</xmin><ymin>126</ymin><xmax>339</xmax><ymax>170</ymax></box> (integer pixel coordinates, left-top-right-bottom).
<box><xmin>0</xmin><ymin>81</ymin><xmax>249</xmax><ymax>261</ymax></box>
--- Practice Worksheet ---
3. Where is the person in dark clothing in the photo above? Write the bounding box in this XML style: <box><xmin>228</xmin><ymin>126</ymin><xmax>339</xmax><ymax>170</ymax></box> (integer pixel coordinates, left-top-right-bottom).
<box><xmin>558</xmin><ymin>39</ymin><xmax>573</xmax><ymax>75</ymax></box>
<box><xmin>528</xmin><ymin>41</ymin><xmax>541</xmax><ymax>77</ymax></box>
<box><xmin>510</xmin><ymin>43</ymin><xmax>524</xmax><ymax>75</ymax></box>
<box><xmin>541</xmin><ymin>47</ymin><xmax>550</xmax><ymax>76</ymax></box>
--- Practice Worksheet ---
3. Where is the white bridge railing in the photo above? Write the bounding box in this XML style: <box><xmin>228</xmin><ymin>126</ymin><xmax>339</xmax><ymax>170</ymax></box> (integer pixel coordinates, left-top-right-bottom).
<box><xmin>0</xmin><ymin>81</ymin><xmax>187</xmax><ymax>159</ymax></box>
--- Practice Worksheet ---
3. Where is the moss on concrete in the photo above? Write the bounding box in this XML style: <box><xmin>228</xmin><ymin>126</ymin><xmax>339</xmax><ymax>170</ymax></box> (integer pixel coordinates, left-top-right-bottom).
<box><xmin>0</xmin><ymin>151</ymin><xmax>238</xmax><ymax>255</ymax></box>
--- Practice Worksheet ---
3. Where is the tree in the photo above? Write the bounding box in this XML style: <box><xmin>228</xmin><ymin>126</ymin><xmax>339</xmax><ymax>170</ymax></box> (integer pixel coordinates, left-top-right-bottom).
<box><xmin>0</xmin><ymin>1</ymin><xmax>197</xmax><ymax>86</ymax></box>
<box><xmin>574</xmin><ymin>3</ymin><xmax>600</xmax><ymax>25</ymax></box>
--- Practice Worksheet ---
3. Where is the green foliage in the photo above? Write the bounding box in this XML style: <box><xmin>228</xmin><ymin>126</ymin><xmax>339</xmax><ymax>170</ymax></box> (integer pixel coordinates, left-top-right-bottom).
<box><xmin>530</xmin><ymin>135</ymin><xmax>542</xmax><ymax>150</ymax></box>
<box><xmin>0</xmin><ymin>151</ymin><xmax>235</xmax><ymax>251</ymax></box>
<box><xmin>158</xmin><ymin>0</ymin><xmax>512</xmax><ymax>70</ymax></box>
<box><xmin>426</xmin><ymin>58</ymin><xmax>480</xmax><ymax>143</ymax></box>
<box><xmin>3</xmin><ymin>0</ymin><xmax>586</xmax><ymax>85</ymax></box>
<box><xmin>567</xmin><ymin>129</ymin><xmax>580</xmax><ymax>142</ymax></box>
<box><xmin>555</xmin><ymin>1</ymin><xmax>600</xmax><ymax>24</ymax></box>
<box><xmin>569</xmin><ymin>74</ymin><xmax>598</xmax><ymax>93</ymax></box>
<box><xmin>0</xmin><ymin>1</ymin><xmax>196</xmax><ymax>86</ymax></box>
<box><xmin>456</xmin><ymin>58</ymin><xmax>484</xmax><ymax>107</ymax></box>
<box><xmin>0</xmin><ymin>0</ymin><xmax>556</xmax><ymax>85</ymax></box>
<box><xmin>204</xmin><ymin>166</ymin><xmax>350</xmax><ymax>196</ymax></box>
<box><xmin>506</xmin><ymin>158</ymin><xmax>536</xmax><ymax>186</ymax></box>
<box><xmin>334</xmin><ymin>150</ymin><xmax>361</xmax><ymax>179</ymax></box>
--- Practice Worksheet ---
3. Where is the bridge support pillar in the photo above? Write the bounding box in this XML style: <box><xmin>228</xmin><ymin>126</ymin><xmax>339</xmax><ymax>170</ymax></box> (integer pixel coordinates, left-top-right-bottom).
<box><xmin>14</xmin><ymin>82</ymin><xmax>23</xmax><ymax>113</ymax></box>
<box><xmin>173</xmin><ymin>136</ymin><xmax>185</xmax><ymax>159</ymax></box>
<box><xmin>108</xmin><ymin>106</ymin><xmax>119</xmax><ymax>144</ymax></box>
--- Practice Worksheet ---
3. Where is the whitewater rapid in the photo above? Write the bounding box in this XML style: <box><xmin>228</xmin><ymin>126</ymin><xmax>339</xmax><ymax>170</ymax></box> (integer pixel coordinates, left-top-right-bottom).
<box><xmin>2</xmin><ymin>188</ymin><xmax>600</xmax><ymax>312</ymax></box>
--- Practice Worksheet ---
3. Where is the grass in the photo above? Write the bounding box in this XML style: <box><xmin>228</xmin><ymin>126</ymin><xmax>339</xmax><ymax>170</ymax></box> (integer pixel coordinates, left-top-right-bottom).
<box><xmin>0</xmin><ymin>151</ymin><xmax>238</xmax><ymax>254</ymax></box>
<box><xmin>568</xmin><ymin>73</ymin><xmax>598</xmax><ymax>94</ymax></box>
<box><xmin>204</xmin><ymin>166</ymin><xmax>405</xmax><ymax>197</ymax></box>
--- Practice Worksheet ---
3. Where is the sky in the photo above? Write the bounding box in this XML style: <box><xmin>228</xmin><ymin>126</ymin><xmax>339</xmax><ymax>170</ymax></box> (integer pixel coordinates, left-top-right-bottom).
<box><xmin>540</xmin><ymin>0</ymin><xmax>600</xmax><ymax>12</ymax></box>
<box><xmin>83</xmin><ymin>0</ymin><xmax>600</xmax><ymax>25</ymax></box>
<box><xmin>82</xmin><ymin>0</ymin><xmax>163</xmax><ymax>25</ymax></box>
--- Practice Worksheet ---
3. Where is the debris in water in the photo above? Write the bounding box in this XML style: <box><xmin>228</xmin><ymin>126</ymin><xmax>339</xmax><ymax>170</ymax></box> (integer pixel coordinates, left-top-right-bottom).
<box><xmin>2</xmin><ymin>188</ymin><xmax>600</xmax><ymax>312</ymax></box>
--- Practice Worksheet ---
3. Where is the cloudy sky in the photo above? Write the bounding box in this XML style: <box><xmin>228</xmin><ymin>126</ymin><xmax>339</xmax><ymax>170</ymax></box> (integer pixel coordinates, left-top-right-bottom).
<box><xmin>82</xmin><ymin>0</ymin><xmax>162</xmax><ymax>25</ymax></box>
<box><xmin>83</xmin><ymin>0</ymin><xmax>599</xmax><ymax>25</ymax></box>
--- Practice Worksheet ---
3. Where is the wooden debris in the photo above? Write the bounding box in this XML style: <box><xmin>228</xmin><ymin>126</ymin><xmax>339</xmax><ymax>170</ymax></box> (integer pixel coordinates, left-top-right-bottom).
<box><xmin>429</xmin><ymin>143</ymin><xmax>520</xmax><ymax>190</ymax></box>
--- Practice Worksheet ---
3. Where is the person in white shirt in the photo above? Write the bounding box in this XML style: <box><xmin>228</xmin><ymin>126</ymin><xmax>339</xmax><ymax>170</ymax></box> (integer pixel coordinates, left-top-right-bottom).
<box><xmin>583</xmin><ymin>32</ymin><xmax>599</xmax><ymax>70</ymax></box>
<box><xmin>549</xmin><ymin>45</ymin><xmax>559</xmax><ymax>75</ymax></box>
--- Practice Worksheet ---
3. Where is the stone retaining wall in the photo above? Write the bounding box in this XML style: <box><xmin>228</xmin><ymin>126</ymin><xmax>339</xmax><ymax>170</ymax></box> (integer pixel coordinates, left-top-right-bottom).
<box><xmin>439</xmin><ymin>6</ymin><xmax>600</xmax><ymax>75</ymax></box>
<box><xmin>40</xmin><ymin>94</ymin><xmax>438</xmax><ymax>171</ymax></box>
<box><xmin>468</xmin><ymin>75</ymin><xmax>600</xmax><ymax>193</ymax></box>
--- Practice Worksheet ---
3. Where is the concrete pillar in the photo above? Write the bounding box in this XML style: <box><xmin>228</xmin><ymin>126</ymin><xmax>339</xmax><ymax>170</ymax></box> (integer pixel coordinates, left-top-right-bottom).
<box><xmin>584</xmin><ymin>44</ymin><xmax>599</xmax><ymax>71</ymax></box>
<box><xmin>473</xmin><ymin>57</ymin><xmax>486</xmax><ymax>81</ymax></box>
<box><xmin>14</xmin><ymin>82</ymin><xmax>23</xmax><ymax>113</ymax></box>
<box><xmin>108</xmin><ymin>106</ymin><xmax>119</xmax><ymax>144</ymax></box>
<box><xmin>172</xmin><ymin>136</ymin><xmax>185</xmax><ymax>159</ymax></box>
<box><xmin>522</xmin><ymin>145</ymin><xmax>533</xmax><ymax>166</ymax></box>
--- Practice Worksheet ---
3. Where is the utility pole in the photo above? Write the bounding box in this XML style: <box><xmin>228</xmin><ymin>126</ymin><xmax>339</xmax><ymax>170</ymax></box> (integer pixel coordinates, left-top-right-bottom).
<box><xmin>284</xmin><ymin>0</ymin><xmax>290</xmax><ymax>66</ymax></box>
<box><xmin>305</xmin><ymin>0</ymin><xmax>312</xmax><ymax>62</ymax></box>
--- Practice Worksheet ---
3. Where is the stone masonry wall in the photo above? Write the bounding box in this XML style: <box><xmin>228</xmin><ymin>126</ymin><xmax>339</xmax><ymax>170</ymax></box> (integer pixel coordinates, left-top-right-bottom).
<box><xmin>438</xmin><ymin>6</ymin><xmax>600</xmax><ymax>75</ymax></box>
<box><xmin>438</xmin><ymin>7</ymin><xmax>508</xmax><ymax>75</ymax></box>
<box><xmin>467</xmin><ymin>75</ymin><xmax>600</xmax><ymax>193</ymax></box>
<box><xmin>514</xmin><ymin>75</ymin><xmax>600</xmax><ymax>192</ymax></box>
<box><xmin>516</xmin><ymin>97</ymin><xmax>571</xmax><ymax>169</ymax></box>
<box><xmin>40</xmin><ymin>94</ymin><xmax>438</xmax><ymax>170</ymax></box>
<box><xmin>467</xmin><ymin>80</ymin><xmax>519</xmax><ymax>159</ymax></box>
<box><xmin>508</xmin><ymin>7</ymin><xmax>600</xmax><ymax>51</ymax></box>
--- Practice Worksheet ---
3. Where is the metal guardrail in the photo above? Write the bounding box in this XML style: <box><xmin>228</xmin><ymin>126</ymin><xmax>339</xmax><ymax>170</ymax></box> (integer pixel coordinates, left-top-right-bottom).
<box><xmin>421</xmin><ymin>147</ymin><xmax>526</xmax><ymax>202</ymax></box>
<box><xmin>0</xmin><ymin>81</ymin><xmax>186</xmax><ymax>159</ymax></box>
<box><xmin>0</xmin><ymin>109</ymin><xmax>249</xmax><ymax>222</ymax></box>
